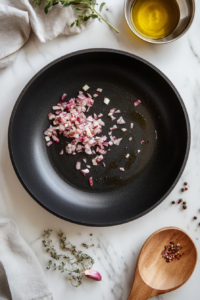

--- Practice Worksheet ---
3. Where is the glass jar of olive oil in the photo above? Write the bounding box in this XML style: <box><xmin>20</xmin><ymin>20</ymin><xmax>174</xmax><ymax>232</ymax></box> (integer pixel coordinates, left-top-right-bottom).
<box><xmin>131</xmin><ymin>0</ymin><xmax>180</xmax><ymax>40</ymax></box>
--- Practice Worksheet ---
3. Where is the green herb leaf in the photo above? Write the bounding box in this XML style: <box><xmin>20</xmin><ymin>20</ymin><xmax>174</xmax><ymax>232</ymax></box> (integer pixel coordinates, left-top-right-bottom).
<box><xmin>99</xmin><ymin>2</ymin><xmax>105</xmax><ymax>12</ymax></box>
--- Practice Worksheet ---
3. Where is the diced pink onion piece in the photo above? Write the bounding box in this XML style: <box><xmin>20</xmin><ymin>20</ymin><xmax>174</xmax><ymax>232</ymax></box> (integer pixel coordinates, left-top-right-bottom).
<box><xmin>119</xmin><ymin>168</ymin><xmax>125</xmax><ymax>171</ymax></box>
<box><xmin>98</xmin><ymin>113</ymin><xmax>103</xmax><ymax>118</ymax></box>
<box><xmin>125</xmin><ymin>154</ymin><xmax>130</xmax><ymax>158</ymax></box>
<box><xmin>96</xmin><ymin>88</ymin><xmax>102</xmax><ymax>92</ymax></box>
<box><xmin>46</xmin><ymin>141</ymin><xmax>53</xmax><ymax>146</ymax></box>
<box><xmin>129</xmin><ymin>137</ymin><xmax>132</xmax><ymax>141</ymax></box>
<box><xmin>115</xmin><ymin>110</ymin><xmax>121</xmax><ymax>113</ymax></box>
<box><xmin>83</xmin><ymin>158</ymin><xmax>87</xmax><ymax>163</ymax></box>
<box><xmin>130</xmin><ymin>122</ymin><xmax>134</xmax><ymax>128</ymax></box>
<box><xmin>93</xmin><ymin>93</ymin><xmax>98</xmax><ymax>98</ymax></box>
<box><xmin>86</xmin><ymin>165</ymin><xmax>91</xmax><ymax>168</ymax></box>
<box><xmin>81</xmin><ymin>169</ymin><xmax>90</xmax><ymax>176</ymax></box>
<box><xmin>121</xmin><ymin>128</ymin><xmax>127</xmax><ymax>132</ymax></box>
<box><xmin>134</xmin><ymin>100</ymin><xmax>141</xmax><ymax>106</ymax></box>
<box><xmin>61</xmin><ymin>93</ymin><xmax>67</xmax><ymax>100</ymax></box>
<box><xmin>89</xmin><ymin>177</ymin><xmax>93</xmax><ymax>186</ymax></box>
<box><xmin>141</xmin><ymin>140</ymin><xmax>144</xmax><ymax>144</ymax></box>
<box><xmin>59</xmin><ymin>150</ymin><xmax>64</xmax><ymax>155</ymax></box>
<box><xmin>138</xmin><ymin>150</ymin><xmax>141</xmax><ymax>153</ymax></box>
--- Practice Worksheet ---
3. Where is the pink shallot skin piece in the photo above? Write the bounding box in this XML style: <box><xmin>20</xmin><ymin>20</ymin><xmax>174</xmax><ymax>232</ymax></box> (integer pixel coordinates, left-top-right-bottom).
<box><xmin>84</xmin><ymin>270</ymin><xmax>102</xmax><ymax>281</ymax></box>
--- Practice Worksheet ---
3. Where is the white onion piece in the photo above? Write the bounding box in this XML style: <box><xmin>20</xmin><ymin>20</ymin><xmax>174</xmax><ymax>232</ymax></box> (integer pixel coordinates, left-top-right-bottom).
<box><xmin>45</xmin><ymin>136</ymin><xmax>50</xmax><ymax>142</ymax></box>
<box><xmin>97</xmin><ymin>88</ymin><xmax>102</xmax><ymax>92</ymax></box>
<box><xmin>117</xmin><ymin>116</ymin><xmax>126</xmax><ymax>124</ymax></box>
<box><xmin>76</xmin><ymin>161</ymin><xmax>81</xmax><ymax>170</ymax></box>
<box><xmin>104</xmin><ymin>97</ymin><xmax>110</xmax><ymax>105</ymax></box>
<box><xmin>82</xmin><ymin>84</ymin><xmax>90</xmax><ymax>91</ymax></box>
<box><xmin>125</xmin><ymin>154</ymin><xmax>130</xmax><ymax>158</ymax></box>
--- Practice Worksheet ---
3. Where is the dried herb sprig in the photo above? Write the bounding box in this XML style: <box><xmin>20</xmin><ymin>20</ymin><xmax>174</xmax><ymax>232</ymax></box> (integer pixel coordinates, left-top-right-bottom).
<box><xmin>43</xmin><ymin>229</ymin><xmax>95</xmax><ymax>287</ymax></box>
<box><xmin>32</xmin><ymin>0</ymin><xmax>119</xmax><ymax>33</ymax></box>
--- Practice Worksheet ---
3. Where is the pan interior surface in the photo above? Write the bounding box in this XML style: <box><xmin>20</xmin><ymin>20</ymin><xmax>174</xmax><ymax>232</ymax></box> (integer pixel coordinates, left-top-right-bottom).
<box><xmin>8</xmin><ymin>50</ymin><xmax>190</xmax><ymax>226</ymax></box>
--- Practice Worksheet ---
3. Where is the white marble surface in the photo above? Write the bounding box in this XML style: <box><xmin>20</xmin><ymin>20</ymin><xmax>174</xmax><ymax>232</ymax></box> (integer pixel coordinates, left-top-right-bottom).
<box><xmin>1</xmin><ymin>0</ymin><xmax>200</xmax><ymax>299</ymax></box>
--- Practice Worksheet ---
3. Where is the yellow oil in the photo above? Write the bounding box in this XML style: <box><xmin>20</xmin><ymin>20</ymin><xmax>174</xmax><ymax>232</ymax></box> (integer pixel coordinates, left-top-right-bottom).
<box><xmin>131</xmin><ymin>0</ymin><xmax>180</xmax><ymax>39</ymax></box>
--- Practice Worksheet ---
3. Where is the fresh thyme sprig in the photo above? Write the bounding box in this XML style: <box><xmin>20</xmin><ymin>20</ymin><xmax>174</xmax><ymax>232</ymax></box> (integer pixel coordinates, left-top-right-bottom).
<box><xmin>32</xmin><ymin>0</ymin><xmax>119</xmax><ymax>33</ymax></box>
<box><xmin>43</xmin><ymin>229</ymin><xmax>95</xmax><ymax>287</ymax></box>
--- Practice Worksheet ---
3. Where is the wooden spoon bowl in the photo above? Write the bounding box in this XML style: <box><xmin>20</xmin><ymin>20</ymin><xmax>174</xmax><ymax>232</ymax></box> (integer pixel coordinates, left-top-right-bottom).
<box><xmin>128</xmin><ymin>227</ymin><xmax>197</xmax><ymax>300</ymax></box>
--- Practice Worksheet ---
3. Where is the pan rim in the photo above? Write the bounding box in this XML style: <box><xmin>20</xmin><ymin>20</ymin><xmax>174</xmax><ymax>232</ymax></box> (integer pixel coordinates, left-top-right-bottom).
<box><xmin>8</xmin><ymin>48</ymin><xmax>191</xmax><ymax>227</ymax></box>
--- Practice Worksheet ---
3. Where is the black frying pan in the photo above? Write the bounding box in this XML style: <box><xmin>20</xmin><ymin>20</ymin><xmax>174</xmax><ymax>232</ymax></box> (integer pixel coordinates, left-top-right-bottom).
<box><xmin>8</xmin><ymin>49</ymin><xmax>190</xmax><ymax>226</ymax></box>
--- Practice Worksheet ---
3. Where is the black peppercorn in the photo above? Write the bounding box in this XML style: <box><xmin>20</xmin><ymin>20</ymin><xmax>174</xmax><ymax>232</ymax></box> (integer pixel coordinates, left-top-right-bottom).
<box><xmin>181</xmin><ymin>188</ymin><xmax>185</xmax><ymax>192</ymax></box>
<box><xmin>184</xmin><ymin>182</ymin><xmax>188</xmax><ymax>186</ymax></box>
<box><xmin>183</xmin><ymin>205</ymin><xmax>187</xmax><ymax>209</ymax></box>
<box><xmin>183</xmin><ymin>201</ymin><xmax>186</xmax><ymax>205</ymax></box>
<box><xmin>194</xmin><ymin>216</ymin><xmax>197</xmax><ymax>220</ymax></box>
<box><xmin>172</xmin><ymin>201</ymin><xmax>175</xmax><ymax>204</ymax></box>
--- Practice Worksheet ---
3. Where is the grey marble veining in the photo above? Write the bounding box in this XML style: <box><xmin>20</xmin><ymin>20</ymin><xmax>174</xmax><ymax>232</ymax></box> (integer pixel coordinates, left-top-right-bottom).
<box><xmin>0</xmin><ymin>0</ymin><xmax>200</xmax><ymax>299</ymax></box>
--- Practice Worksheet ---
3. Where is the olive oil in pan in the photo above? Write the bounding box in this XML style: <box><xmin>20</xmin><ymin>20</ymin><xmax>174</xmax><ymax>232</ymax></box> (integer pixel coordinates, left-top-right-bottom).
<box><xmin>131</xmin><ymin>0</ymin><xmax>180</xmax><ymax>39</ymax></box>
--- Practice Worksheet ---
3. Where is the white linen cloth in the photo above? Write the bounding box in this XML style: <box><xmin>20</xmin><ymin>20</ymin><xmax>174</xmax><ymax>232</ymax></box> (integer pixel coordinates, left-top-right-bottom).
<box><xmin>0</xmin><ymin>217</ymin><xmax>53</xmax><ymax>300</ymax></box>
<box><xmin>0</xmin><ymin>0</ymin><xmax>92</xmax><ymax>69</ymax></box>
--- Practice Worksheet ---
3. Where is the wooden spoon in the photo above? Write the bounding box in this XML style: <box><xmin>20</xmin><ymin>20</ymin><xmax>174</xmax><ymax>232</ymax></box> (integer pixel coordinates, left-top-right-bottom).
<box><xmin>128</xmin><ymin>227</ymin><xmax>197</xmax><ymax>300</ymax></box>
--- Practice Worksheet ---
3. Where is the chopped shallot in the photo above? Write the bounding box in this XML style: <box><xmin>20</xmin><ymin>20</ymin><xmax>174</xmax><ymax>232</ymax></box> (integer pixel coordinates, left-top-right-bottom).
<box><xmin>129</xmin><ymin>137</ymin><xmax>132</xmax><ymax>141</ymax></box>
<box><xmin>119</xmin><ymin>168</ymin><xmax>125</xmax><ymax>171</ymax></box>
<box><xmin>45</xmin><ymin>136</ymin><xmax>50</xmax><ymax>142</ymax></box>
<box><xmin>83</xmin><ymin>158</ymin><xmax>87</xmax><ymax>163</ymax></box>
<box><xmin>86</xmin><ymin>165</ymin><xmax>91</xmax><ymax>168</ymax></box>
<box><xmin>98</xmin><ymin>113</ymin><xmax>103</xmax><ymax>118</ymax></box>
<box><xmin>82</xmin><ymin>84</ymin><xmax>90</xmax><ymax>91</ymax></box>
<box><xmin>93</xmin><ymin>93</ymin><xmax>98</xmax><ymax>98</ymax></box>
<box><xmin>130</xmin><ymin>123</ymin><xmax>133</xmax><ymax>128</ymax></box>
<box><xmin>138</xmin><ymin>150</ymin><xmax>141</xmax><ymax>153</ymax></box>
<box><xmin>76</xmin><ymin>161</ymin><xmax>81</xmax><ymax>170</ymax></box>
<box><xmin>46</xmin><ymin>141</ymin><xmax>53</xmax><ymax>146</ymax></box>
<box><xmin>117</xmin><ymin>116</ymin><xmax>126</xmax><ymax>124</ymax></box>
<box><xmin>121</xmin><ymin>128</ymin><xmax>127</xmax><ymax>132</ymax></box>
<box><xmin>134</xmin><ymin>100</ymin><xmax>141</xmax><ymax>106</ymax></box>
<box><xmin>141</xmin><ymin>140</ymin><xmax>144</xmax><ymax>144</ymax></box>
<box><xmin>81</xmin><ymin>169</ymin><xmax>90</xmax><ymax>176</ymax></box>
<box><xmin>97</xmin><ymin>88</ymin><xmax>102</xmax><ymax>92</ymax></box>
<box><xmin>104</xmin><ymin>98</ymin><xmax>110</xmax><ymax>105</ymax></box>
<box><xmin>102</xmin><ymin>162</ymin><xmax>106</xmax><ymax>167</ymax></box>
<box><xmin>115</xmin><ymin>110</ymin><xmax>121</xmax><ymax>113</ymax></box>
<box><xmin>89</xmin><ymin>177</ymin><xmax>93</xmax><ymax>186</ymax></box>
<box><xmin>61</xmin><ymin>93</ymin><xmax>67</xmax><ymax>100</ymax></box>
<box><xmin>59</xmin><ymin>150</ymin><xmax>64</xmax><ymax>155</ymax></box>
<box><xmin>125</xmin><ymin>154</ymin><xmax>130</xmax><ymax>158</ymax></box>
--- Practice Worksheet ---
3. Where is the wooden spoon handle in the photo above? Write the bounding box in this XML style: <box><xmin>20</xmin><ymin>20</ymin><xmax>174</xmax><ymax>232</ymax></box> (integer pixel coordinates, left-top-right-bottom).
<box><xmin>128</xmin><ymin>268</ymin><xmax>157</xmax><ymax>300</ymax></box>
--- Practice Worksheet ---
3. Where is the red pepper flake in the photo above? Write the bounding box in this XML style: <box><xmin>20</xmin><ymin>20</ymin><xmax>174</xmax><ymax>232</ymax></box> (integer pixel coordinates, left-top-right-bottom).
<box><xmin>161</xmin><ymin>241</ymin><xmax>183</xmax><ymax>263</ymax></box>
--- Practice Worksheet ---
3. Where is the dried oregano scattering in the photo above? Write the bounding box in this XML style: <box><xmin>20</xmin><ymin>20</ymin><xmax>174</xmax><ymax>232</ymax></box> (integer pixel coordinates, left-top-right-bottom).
<box><xmin>42</xmin><ymin>229</ymin><xmax>101</xmax><ymax>287</ymax></box>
